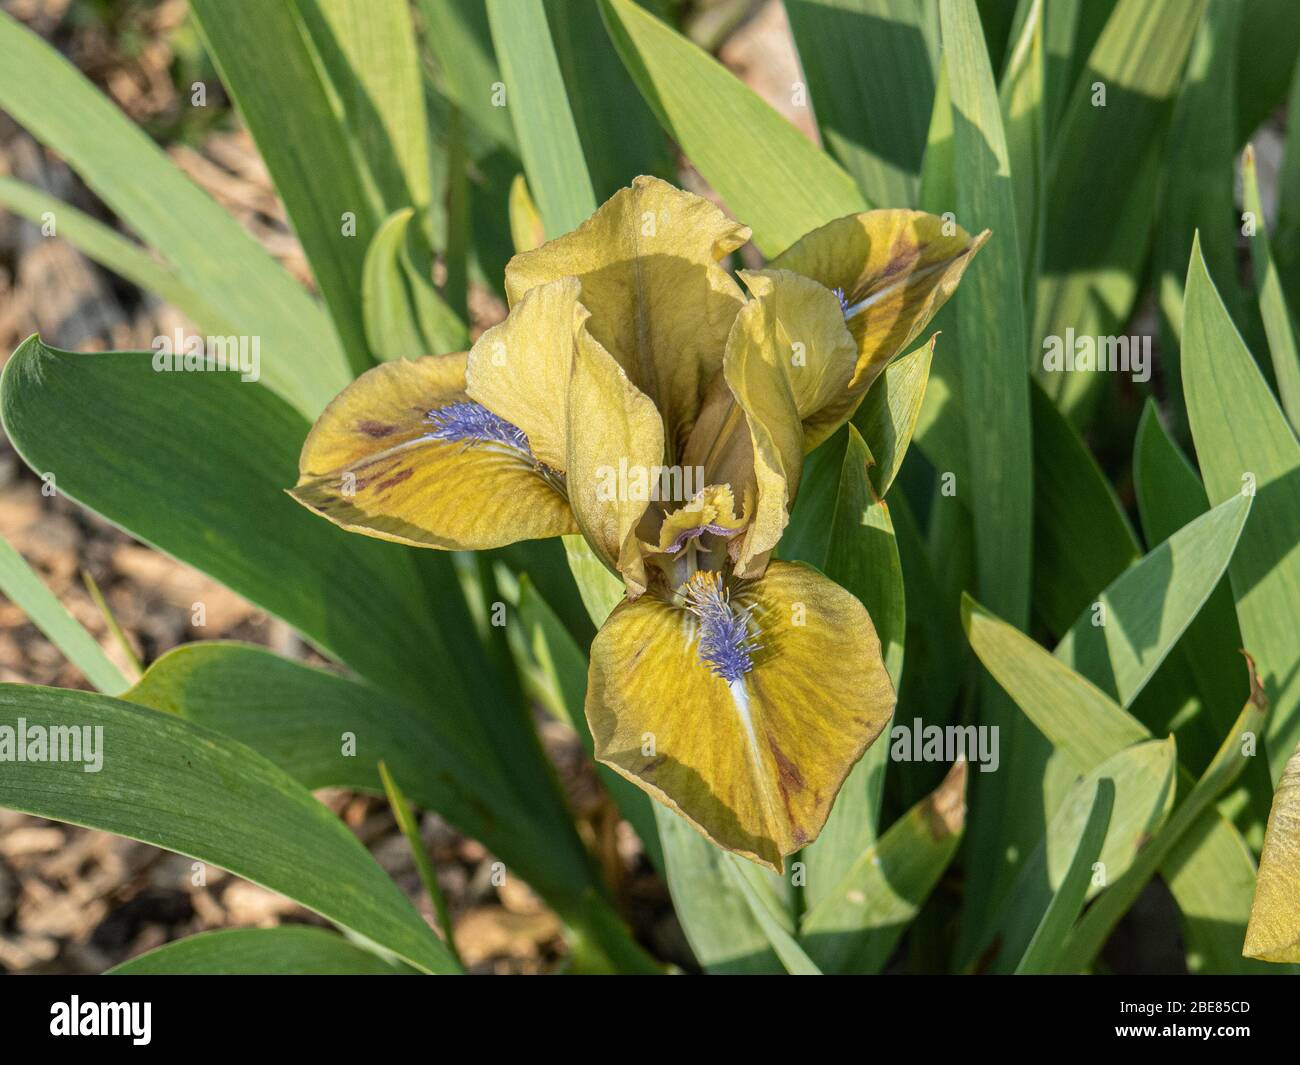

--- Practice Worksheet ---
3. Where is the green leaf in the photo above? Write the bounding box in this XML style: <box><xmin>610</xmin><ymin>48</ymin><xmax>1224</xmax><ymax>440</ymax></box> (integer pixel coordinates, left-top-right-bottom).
<box><xmin>968</xmin><ymin>590</ymin><xmax>1278</xmax><ymax>971</ymax></box>
<box><xmin>1234</xmin><ymin>0</ymin><xmax>1300</xmax><ymax>146</ymax></box>
<box><xmin>418</xmin><ymin>0</ymin><xmax>519</xmax><ymax>154</ymax></box>
<box><xmin>725</xmin><ymin>857</ymin><xmax>823</xmax><ymax>975</ymax></box>
<box><xmin>545</xmin><ymin>0</ymin><xmax>673</xmax><ymax>199</ymax></box>
<box><xmin>600</xmin><ymin>0</ymin><xmax>867</xmax><ymax>255</ymax></box>
<box><xmin>940</xmin><ymin>0</ymin><xmax>1037</xmax><ymax>938</ymax></box>
<box><xmin>852</xmin><ymin>338</ymin><xmax>935</xmax><ymax>498</ymax></box>
<box><xmin>1053</xmin><ymin>493</ymin><xmax>1252</xmax><ymax>709</ymax></box>
<box><xmin>1275</xmin><ymin>55</ymin><xmax>1300</xmax><ymax>305</ymax></box>
<box><xmin>998</xmin><ymin>0</ymin><xmax>1044</xmax><ymax>316</ymax></box>
<box><xmin>963</xmin><ymin>594</ymin><xmax>1148</xmax><ymax>772</ymax></box>
<box><xmin>0</xmin><ymin>178</ymin><xmax>230</xmax><ymax>336</ymax></box>
<box><xmin>487</xmin><ymin>0</ymin><xmax>597</xmax><ymax>235</ymax></box>
<box><xmin>942</xmin><ymin>0</ymin><xmax>1030</xmax><ymax>625</ymax></box>
<box><xmin>1243</xmin><ymin>144</ymin><xmax>1300</xmax><ymax>430</ymax></box>
<box><xmin>109</xmin><ymin>927</ymin><xmax>414</xmax><ymax>975</ymax></box>
<box><xmin>915</xmin><ymin>374</ymin><xmax>1143</xmax><ymax>638</ymax></box>
<box><xmin>0</xmin><ymin>533</ymin><xmax>127</xmax><ymax>696</ymax></box>
<box><xmin>0</xmin><ymin>685</ymin><xmax>459</xmax><ymax>974</ymax></box>
<box><xmin>0</xmin><ymin>338</ymin><xmax>469</xmax><ymax>714</ymax></box>
<box><xmin>362</xmin><ymin>207</ymin><xmax>469</xmax><ymax>360</ymax></box>
<box><xmin>1029</xmin><ymin>380</ymin><xmax>1140</xmax><ymax>634</ymax></box>
<box><xmin>1154</xmin><ymin>0</ymin><xmax>1245</xmax><ymax>421</ymax></box>
<box><xmin>1132</xmin><ymin>402</ymin><xmax>1250</xmax><ymax>764</ymax></box>
<box><xmin>296</xmin><ymin>0</ymin><xmax>431</xmax><ymax>220</ymax></box>
<box><xmin>1014</xmin><ymin>776</ymin><xmax>1114</xmax><ymax>975</ymax></box>
<box><xmin>978</xmin><ymin>739</ymin><xmax>1175</xmax><ymax>973</ymax></box>
<box><xmin>783</xmin><ymin>0</ymin><xmax>937</xmax><ymax>207</ymax></box>
<box><xmin>1036</xmin><ymin>0</ymin><xmax>1207</xmax><ymax>417</ymax></box>
<box><xmin>1060</xmin><ymin>688</ymin><xmax>1270</xmax><ymax>971</ymax></box>
<box><xmin>0</xmin><ymin>13</ymin><xmax>349</xmax><ymax>417</ymax></box>
<box><xmin>1164</xmin><ymin>809</ymin><xmax>1276</xmax><ymax>973</ymax></box>
<box><xmin>124</xmin><ymin>642</ymin><xmax>501</xmax><ymax>817</ymax></box>
<box><xmin>561</xmin><ymin>536</ymin><xmax>625</xmax><ymax>628</ymax></box>
<box><xmin>124</xmin><ymin>639</ymin><xmax>655</xmax><ymax>973</ymax></box>
<box><xmin>788</xmin><ymin>426</ymin><xmax>904</xmax><ymax>907</ymax></box>
<box><xmin>1182</xmin><ymin>235</ymin><xmax>1300</xmax><ymax>781</ymax></box>
<box><xmin>514</xmin><ymin>576</ymin><xmax>663</xmax><ymax>871</ymax></box>
<box><xmin>653</xmin><ymin>804</ymin><xmax>783</xmax><ymax>973</ymax></box>
<box><xmin>799</xmin><ymin>760</ymin><xmax>967</xmax><ymax>974</ymax></box>
<box><xmin>188</xmin><ymin>0</ymin><xmax>377</xmax><ymax>375</ymax></box>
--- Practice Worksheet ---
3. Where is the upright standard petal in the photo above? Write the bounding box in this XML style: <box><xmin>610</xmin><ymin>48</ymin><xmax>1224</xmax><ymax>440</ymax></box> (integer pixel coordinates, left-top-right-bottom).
<box><xmin>689</xmin><ymin>269</ymin><xmax>857</xmax><ymax>575</ymax></box>
<box><xmin>771</xmin><ymin>209</ymin><xmax>987</xmax><ymax>429</ymax></box>
<box><xmin>586</xmin><ymin>560</ymin><xmax>896</xmax><ymax>871</ymax></box>
<box><xmin>565</xmin><ymin>327</ymin><xmax>666</xmax><ymax>596</ymax></box>
<box><xmin>465</xmin><ymin>276</ymin><xmax>587</xmax><ymax>472</ymax></box>
<box><xmin>505</xmin><ymin>175</ymin><xmax>750</xmax><ymax>458</ymax></box>
<box><xmin>290</xmin><ymin>354</ymin><xmax>576</xmax><ymax>549</ymax></box>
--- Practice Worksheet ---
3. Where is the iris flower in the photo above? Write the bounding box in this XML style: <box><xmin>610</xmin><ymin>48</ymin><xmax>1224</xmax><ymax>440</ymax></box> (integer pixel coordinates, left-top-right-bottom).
<box><xmin>291</xmin><ymin>177</ymin><xmax>985</xmax><ymax>870</ymax></box>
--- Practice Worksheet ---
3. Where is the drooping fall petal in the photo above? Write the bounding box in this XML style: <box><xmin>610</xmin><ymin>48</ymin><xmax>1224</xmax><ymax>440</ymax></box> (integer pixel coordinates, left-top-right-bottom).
<box><xmin>585</xmin><ymin>560</ymin><xmax>896</xmax><ymax>871</ymax></box>
<box><xmin>687</xmin><ymin>269</ymin><xmax>857</xmax><ymax>576</ymax></box>
<box><xmin>771</xmin><ymin>209</ymin><xmax>987</xmax><ymax>429</ymax></box>
<box><xmin>504</xmin><ymin>175</ymin><xmax>750</xmax><ymax>458</ymax></box>
<box><xmin>290</xmin><ymin>353</ymin><xmax>577</xmax><ymax>549</ymax></box>
<box><xmin>1244</xmin><ymin>740</ymin><xmax>1300</xmax><ymax>962</ymax></box>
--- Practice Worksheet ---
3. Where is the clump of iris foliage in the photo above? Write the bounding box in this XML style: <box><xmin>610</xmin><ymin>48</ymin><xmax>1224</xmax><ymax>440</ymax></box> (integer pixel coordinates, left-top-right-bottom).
<box><xmin>0</xmin><ymin>0</ymin><xmax>1297</xmax><ymax>975</ymax></box>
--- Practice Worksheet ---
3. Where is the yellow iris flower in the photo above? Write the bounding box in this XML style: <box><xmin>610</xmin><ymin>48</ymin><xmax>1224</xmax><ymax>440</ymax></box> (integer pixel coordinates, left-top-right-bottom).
<box><xmin>291</xmin><ymin>176</ymin><xmax>986</xmax><ymax>870</ymax></box>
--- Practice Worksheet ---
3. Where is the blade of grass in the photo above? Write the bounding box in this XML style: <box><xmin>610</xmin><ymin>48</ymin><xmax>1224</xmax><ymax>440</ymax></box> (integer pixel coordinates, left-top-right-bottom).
<box><xmin>379</xmin><ymin>761</ymin><xmax>462</xmax><ymax>966</ymax></box>
<box><xmin>79</xmin><ymin>570</ymin><xmax>140</xmax><ymax>682</ymax></box>
<box><xmin>0</xmin><ymin>533</ymin><xmax>127</xmax><ymax>696</ymax></box>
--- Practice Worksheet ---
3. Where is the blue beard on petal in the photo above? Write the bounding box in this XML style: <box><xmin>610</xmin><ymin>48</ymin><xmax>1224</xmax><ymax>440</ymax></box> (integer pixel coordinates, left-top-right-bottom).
<box><xmin>427</xmin><ymin>401</ymin><xmax>532</xmax><ymax>454</ymax></box>
<box><xmin>685</xmin><ymin>572</ymin><xmax>760</xmax><ymax>684</ymax></box>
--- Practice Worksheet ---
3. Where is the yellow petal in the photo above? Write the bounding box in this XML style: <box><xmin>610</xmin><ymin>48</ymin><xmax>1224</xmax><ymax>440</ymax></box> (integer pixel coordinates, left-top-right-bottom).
<box><xmin>565</xmin><ymin>327</ymin><xmax>665</xmax><ymax>595</ymax></box>
<box><xmin>465</xmin><ymin>276</ymin><xmax>586</xmax><ymax>471</ymax></box>
<box><xmin>1244</xmin><ymin>740</ymin><xmax>1300</xmax><ymax>962</ymax></box>
<box><xmin>586</xmin><ymin>560</ymin><xmax>896</xmax><ymax>871</ymax></box>
<box><xmin>771</xmin><ymin>209</ymin><xmax>987</xmax><ymax>418</ymax></box>
<box><xmin>700</xmin><ymin>269</ymin><xmax>857</xmax><ymax>575</ymax></box>
<box><xmin>290</xmin><ymin>354</ymin><xmax>576</xmax><ymax>549</ymax></box>
<box><xmin>650</xmin><ymin>483</ymin><xmax>749</xmax><ymax>553</ymax></box>
<box><xmin>505</xmin><ymin>175</ymin><xmax>750</xmax><ymax>457</ymax></box>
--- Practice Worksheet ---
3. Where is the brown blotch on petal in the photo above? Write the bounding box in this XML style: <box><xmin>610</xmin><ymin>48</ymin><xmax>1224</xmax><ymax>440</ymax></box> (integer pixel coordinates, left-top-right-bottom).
<box><xmin>356</xmin><ymin>420</ymin><xmax>398</xmax><ymax>438</ymax></box>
